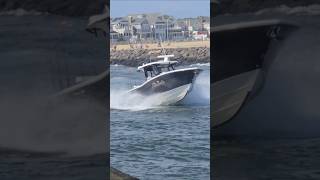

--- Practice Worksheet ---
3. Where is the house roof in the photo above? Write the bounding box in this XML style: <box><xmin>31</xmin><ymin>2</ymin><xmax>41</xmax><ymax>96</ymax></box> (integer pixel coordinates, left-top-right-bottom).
<box><xmin>131</xmin><ymin>17</ymin><xmax>148</xmax><ymax>24</ymax></box>
<box><xmin>155</xmin><ymin>15</ymin><xmax>175</xmax><ymax>24</ymax></box>
<box><xmin>175</xmin><ymin>16</ymin><xmax>210</xmax><ymax>30</ymax></box>
<box><xmin>111</xmin><ymin>17</ymin><xmax>129</xmax><ymax>24</ymax></box>
<box><xmin>126</xmin><ymin>13</ymin><xmax>175</xmax><ymax>25</ymax></box>
<box><xmin>111</xmin><ymin>13</ymin><xmax>202</xmax><ymax>29</ymax></box>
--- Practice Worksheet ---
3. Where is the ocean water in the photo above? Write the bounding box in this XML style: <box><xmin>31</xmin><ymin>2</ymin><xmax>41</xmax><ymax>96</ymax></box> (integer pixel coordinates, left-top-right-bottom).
<box><xmin>0</xmin><ymin>151</ymin><xmax>107</xmax><ymax>180</ymax></box>
<box><xmin>110</xmin><ymin>64</ymin><xmax>210</xmax><ymax>180</ymax></box>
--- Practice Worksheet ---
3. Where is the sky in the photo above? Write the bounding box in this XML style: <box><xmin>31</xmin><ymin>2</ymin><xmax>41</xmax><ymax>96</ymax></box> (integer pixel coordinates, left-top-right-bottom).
<box><xmin>110</xmin><ymin>0</ymin><xmax>210</xmax><ymax>18</ymax></box>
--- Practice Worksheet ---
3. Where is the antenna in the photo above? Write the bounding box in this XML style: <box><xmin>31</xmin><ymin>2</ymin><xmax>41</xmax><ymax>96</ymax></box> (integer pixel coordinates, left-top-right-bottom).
<box><xmin>159</xmin><ymin>35</ymin><xmax>167</xmax><ymax>55</ymax></box>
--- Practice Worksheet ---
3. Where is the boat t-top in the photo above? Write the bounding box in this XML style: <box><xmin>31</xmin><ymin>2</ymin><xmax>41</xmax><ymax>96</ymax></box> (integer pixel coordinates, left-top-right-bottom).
<box><xmin>128</xmin><ymin>54</ymin><xmax>202</xmax><ymax>105</ymax></box>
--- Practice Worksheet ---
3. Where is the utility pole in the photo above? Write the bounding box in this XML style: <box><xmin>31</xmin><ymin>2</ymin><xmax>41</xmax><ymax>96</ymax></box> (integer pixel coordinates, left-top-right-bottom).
<box><xmin>188</xmin><ymin>19</ymin><xmax>191</xmax><ymax>38</ymax></box>
<box><xmin>128</xmin><ymin>16</ymin><xmax>133</xmax><ymax>41</ymax></box>
<box><xmin>166</xmin><ymin>18</ymin><xmax>169</xmax><ymax>41</ymax></box>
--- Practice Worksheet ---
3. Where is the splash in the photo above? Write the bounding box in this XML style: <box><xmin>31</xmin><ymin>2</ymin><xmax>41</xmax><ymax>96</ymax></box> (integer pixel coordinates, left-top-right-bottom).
<box><xmin>182</xmin><ymin>68</ymin><xmax>210</xmax><ymax>105</ymax></box>
<box><xmin>111</xmin><ymin>90</ymin><xmax>159</xmax><ymax>111</ymax></box>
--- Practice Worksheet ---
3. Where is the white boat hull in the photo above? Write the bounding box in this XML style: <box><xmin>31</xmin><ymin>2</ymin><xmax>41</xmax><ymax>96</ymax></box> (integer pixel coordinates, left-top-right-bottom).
<box><xmin>212</xmin><ymin>69</ymin><xmax>260</xmax><ymax>128</ymax></box>
<box><xmin>147</xmin><ymin>83</ymin><xmax>192</xmax><ymax>105</ymax></box>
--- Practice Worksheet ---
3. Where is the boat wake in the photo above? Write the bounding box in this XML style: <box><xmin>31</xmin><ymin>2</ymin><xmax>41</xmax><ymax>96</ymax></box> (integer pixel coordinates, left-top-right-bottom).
<box><xmin>182</xmin><ymin>68</ymin><xmax>210</xmax><ymax>105</ymax></box>
<box><xmin>111</xmin><ymin>90</ymin><xmax>163</xmax><ymax>111</ymax></box>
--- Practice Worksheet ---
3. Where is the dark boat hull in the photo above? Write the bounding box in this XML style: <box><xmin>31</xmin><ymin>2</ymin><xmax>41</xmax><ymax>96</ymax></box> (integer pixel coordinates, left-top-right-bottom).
<box><xmin>129</xmin><ymin>68</ymin><xmax>201</xmax><ymax>105</ymax></box>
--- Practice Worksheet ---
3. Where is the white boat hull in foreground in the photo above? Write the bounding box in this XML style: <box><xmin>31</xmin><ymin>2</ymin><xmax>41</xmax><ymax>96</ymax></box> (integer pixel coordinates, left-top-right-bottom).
<box><xmin>149</xmin><ymin>83</ymin><xmax>192</xmax><ymax>105</ymax></box>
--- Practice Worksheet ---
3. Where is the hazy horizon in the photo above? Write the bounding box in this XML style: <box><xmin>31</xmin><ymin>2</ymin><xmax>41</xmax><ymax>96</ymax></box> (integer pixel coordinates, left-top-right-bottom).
<box><xmin>111</xmin><ymin>0</ymin><xmax>210</xmax><ymax>18</ymax></box>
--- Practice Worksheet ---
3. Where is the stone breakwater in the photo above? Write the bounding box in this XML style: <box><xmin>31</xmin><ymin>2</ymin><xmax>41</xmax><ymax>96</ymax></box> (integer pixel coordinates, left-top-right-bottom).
<box><xmin>110</xmin><ymin>47</ymin><xmax>210</xmax><ymax>67</ymax></box>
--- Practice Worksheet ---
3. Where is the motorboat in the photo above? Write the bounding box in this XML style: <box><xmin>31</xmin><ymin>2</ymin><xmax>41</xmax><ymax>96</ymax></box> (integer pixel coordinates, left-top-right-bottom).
<box><xmin>128</xmin><ymin>54</ymin><xmax>202</xmax><ymax>105</ymax></box>
<box><xmin>211</xmin><ymin>18</ymin><xmax>302</xmax><ymax>137</ymax></box>
<box><xmin>212</xmin><ymin>19</ymin><xmax>298</xmax><ymax>129</ymax></box>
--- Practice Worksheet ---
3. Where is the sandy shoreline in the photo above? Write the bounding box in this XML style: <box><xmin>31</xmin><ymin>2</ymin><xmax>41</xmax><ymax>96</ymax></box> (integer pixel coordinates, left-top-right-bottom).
<box><xmin>111</xmin><ymin>40</ymin><xmax>210</xmax><ymax>50</ymax></box>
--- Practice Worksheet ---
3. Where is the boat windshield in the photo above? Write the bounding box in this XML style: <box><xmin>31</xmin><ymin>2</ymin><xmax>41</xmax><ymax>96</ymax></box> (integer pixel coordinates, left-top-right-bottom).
<box><xmin>143</xmin><ymin>64</ymin><xmax>175</xmax><ymax>79</ymax></box>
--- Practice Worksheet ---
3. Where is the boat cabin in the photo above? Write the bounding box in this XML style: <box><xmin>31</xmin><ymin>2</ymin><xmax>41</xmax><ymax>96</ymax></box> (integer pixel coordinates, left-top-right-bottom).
<box><xmin>137</xmin><ymin>55</ymin><xmax>178</xmax><ymax>79</ymax></box>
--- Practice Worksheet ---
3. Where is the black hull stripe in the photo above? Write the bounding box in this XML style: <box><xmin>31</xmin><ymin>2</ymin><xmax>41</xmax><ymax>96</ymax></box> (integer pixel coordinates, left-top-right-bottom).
<box><xmin>132</xmin><ymin>70</ymin><xmax>197</xmax><ymax>95</ymax></box>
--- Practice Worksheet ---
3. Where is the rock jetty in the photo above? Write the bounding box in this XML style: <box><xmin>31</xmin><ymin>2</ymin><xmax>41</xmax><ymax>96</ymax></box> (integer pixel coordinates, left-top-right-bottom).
<box><xmin>110</xmin><ymin>47</ymin><xmax>210</xmax><ymax>67</ymax></box>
